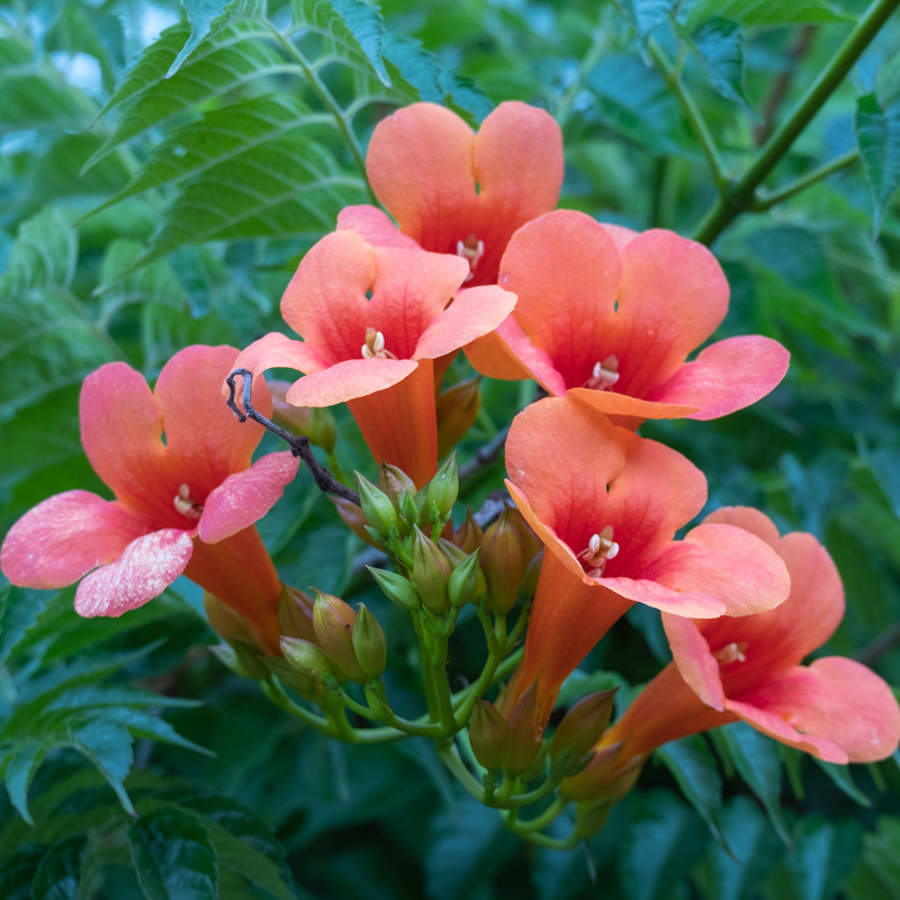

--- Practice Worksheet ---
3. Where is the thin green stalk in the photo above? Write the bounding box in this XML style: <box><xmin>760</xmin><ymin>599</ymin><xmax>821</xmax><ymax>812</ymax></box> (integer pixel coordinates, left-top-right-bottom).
<box><xmin>438</xmin><ymin>744</ymin><xmax>486</xmax><ymax>801</ymax></box>
<box><xmin>271</xmin><ymin>23</ymin><xmax>377</xmax><ymax>204</ymax></box>
<box><xmin>750</xmin><ymin>149</ymin><xmax>859</xmax><ymax>210</ymax></box>
<box><xmin>692</xmin><ymin>0</ymin><xmax>900</xmax><ymax>244</ymax></box>
<box><xmin>556</xmin><ymin>28</ymin><xmax>608</xmax><ymax>128</ymax></box>
<box><xmin>505</xmin><ymin>795</ymin><xmax>567</xmax><ymax>833</ymax></box>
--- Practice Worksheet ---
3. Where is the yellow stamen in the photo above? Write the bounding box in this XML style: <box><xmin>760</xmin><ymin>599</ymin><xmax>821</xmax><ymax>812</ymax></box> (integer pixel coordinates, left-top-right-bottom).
<box><xmin>456</xmin><ymin>233</ymin><xmax>485</xmax><ymax>282</ymax></box>
<box><xmin>578</xmin><ymin>525</ymin><xmax>619</xmax><ymax>577</ymax></box>
<box><xmin>361</xmin><ymin>327</ymin><xmax>397</xmax><ymax>360</ymax></box>
<box><xmin>714</xmin><ymin>642</ymin><xmax>748</xmax><ymax>665</ymax></box>
<box><xmin>173</xmin><ymin>483</ymin><xmax>203</xmax><ymax>519</ymax></box>
<box><xmin>585</xmin><ymin>355</ymin><xmax>620</xmax><ymax>391</ymax></box>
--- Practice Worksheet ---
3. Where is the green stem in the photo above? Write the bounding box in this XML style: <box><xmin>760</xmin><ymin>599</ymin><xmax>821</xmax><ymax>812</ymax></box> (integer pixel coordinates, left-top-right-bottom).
<box><xmin>556</xmin><ymin>28</ymin><xmax>607</xmax><ymax>128</ymax></box>
<box><xmin>505</xmin><ymin>795</ymin><xmax>568</xmax><ymax>833</ymax></box>
<box><xmin>750</xmin><ymin>149</ymin><xmax>859</xmax><ymax>210</ymax></box>
<box><xmin>438</xmin><ymin>744</ymin><xmax>486</xmax><ymax>801</ymax></box>
<box><xmin>271</xmin><ymin>24</ymin><xmax>377</xmax><ymax>204</ymax></box>
<box><xmin>692</xmin><ymin>0</ymin><xmax>900</xmax><ymax>245</ymax></box>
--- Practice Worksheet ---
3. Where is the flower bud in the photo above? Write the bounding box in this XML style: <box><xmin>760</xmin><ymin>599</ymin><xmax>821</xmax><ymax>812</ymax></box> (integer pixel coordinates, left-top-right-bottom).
<box><xmin>411</xmin><ymin>525</ymin><xmax>453</xmax><ymax>614</ymax></box>
<box><xmin>448</xmin><ymin>550</ymin><xmax>483</xmax><ymax>608</ymax></box>
<box><xmin>549</xmin><ymin>690</ymin><xmax>617</xmax><ymax>780</ymax></box>
<box><xmin>210</xmin><ymin>642</ymin><xmax>267</xmax><ymax>680</ymax></box>
<box><xmin>504</xmin><ymin>681</ymin><xmax>544</xmax><ymax>776</ymax></box>
<box><xmin>312</xmin><ymin>590</ymin><xmax>367</xmax><ymax>683</ymax></box>
<box><xmin>368</xmin><ymin>566</ymin><xmax>421</xmax><ymax>611</ymax></box>
<box><xmin>278</xmin><ymin>585</ymin><xmax>317</xmax><ymax>643</ymax></box>
<box><xmin>204</xmin><ymin>592</ymin><xmax>254</xmax><ymax>644</ymax></box>
<box><xmin>269</xmin><ymin>380</ymin><xmax>337</xmax><ymax>452</ymax></box>
<box><xmin>378</xmin><ymin>463</ymin><xmax>417</xmax><ymax>507</ymax></box>
<box><xmin>508</xmin><ymin>508</ymin><xmax>542</xmax><ymax>567</ymax></box>
<box><xmin>559</xmin><ymin>740</ymin><xmax>633</xmax><ymax>802</ymax></box>
<box><xmin>356</xmin><ymin>473</ymin><xmax>400</xmax><ymax>539</ymax></box>
<box><xmin>468</xmin><ymin>700</ymin><xmax>510</xmax><ymax>771</ymax></box>
<box><xmin>520</xmin><ymin>549</ymin><xmax>543</xmax><ymax>600</ymax></box>
<box><xmin>280</xmin><ymin>636</ymin><xmax>335</xmax><ymax>687</ymax></box>
<box><xmin>398</xmin><ymin>490</ymin><xmax>421</xmax><ymax>528</ymax></box>
<box><xmin>480</xmin><ymin>510</ymin><xmax>525</xmax><ymax>616</ymax></box>
<box><xmin>330</xmin><ymin>495</ymin><xmax>383</xmax><ymax>547</ymax></box>
<box><xmin>436</xmin><ymin>377</ymin><xmax>481</xmax><ymax>458</ymax></box>
<box><xmin>422</xmin><ymin>454</ymin><xmax>458</xmax><ymax>526</ymax></box>
<box><xmin>351</xmin><ymin>604</ymin><xmax>387</xmax><ymax>681</ymax></box>
<box><xmin>450</xmin><ymin>508</ymin><xmax>483</xmax><ymax>554</ymax></box>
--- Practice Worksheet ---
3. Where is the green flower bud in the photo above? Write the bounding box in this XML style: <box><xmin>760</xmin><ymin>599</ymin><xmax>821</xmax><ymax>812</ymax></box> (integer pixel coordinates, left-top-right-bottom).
<box><xmin>278</xmin><ymin>585</ymin><xmax>317</xmax><ymax>643</ymax></box>
<box><xmin>436</xmin><ymin>376</ymin><xmax>481</xmax><ymax>458</ymax></box>
<box><xmin>468</xmin><ymin>700</ymin><xmax>510</xmax><ymax>771</ymax></box>
<box><xmin>331</xmin><ymin>496</ymin><xmax>384</xmax><ymax>548</ymax></box>
<box><xmin>210</xmin><ymin>642</ymin><xmax>266</xmax><ymax>680</ymax></box>
<box><xmin>378</xmin><ymin>463</ymin><xmax>417</xmax><ymax>507</ymax></box>
<box><xmin>504</xmin><ymin>681</ymin><xmax>544</xmax><ymax>776</ymax></box>
<box><xmin>351</xmin><ymin>604</ymin><xmax>387</xmax><ymax>681</ymax></box>
<box><xmin>480</xmin><ymin>510</ymin><xmax>525</xmax><ymax>616</ymax></box>
<box><xmin>448</xmin><ymin>550</ymin><xmax>482</xmax><ymax>607</ymax></box>
<box><xmin>280</xmin><ymin>636</ymin><xmax>335</xmax><ymax>684</ymax></box>
<box><xmin>423</xmin><ymin>453</ymin><xmax>458</xmax><ymax>525</ymax></box>
<box><xmin>204</xmin><ymin>592</ymin><xmax>254</xmax><ymax>644</ymax></box>
<box><xmin>368</xmin><ymin>566</ymin><xmax>421</xmax><ymax>611</ymax></box>
<box><xmin>398</xmin><ymin>490</ymin><xmax>421</xmax><ymax>528</ymax></box>
<box><xmin>519</xmin><ymin>549</ymin><xmax>543</xmax><ymax>600</ymax></box>
<box><xmin>312</xmin><ymin>590</ymin><xmax>367</xmax><ymax>683</ymax></box>
<box><xmin>450</xmin><ymin>508</ymin><xmax>483</xmax><ymax>554</ymax></box>
<box><xmin>356</xmin><ymin>473</ymin><xmax>400</xmax><ymax>539</ymax></box>
<box><xmin>411</xmin><ymin>525</ymin><xmax>453</xmax><ymax>614</ymax></box>
<box><xmin>549</xmin><ymin>690</ymin><xmax>617</xmax><ymax>780</ymax></box>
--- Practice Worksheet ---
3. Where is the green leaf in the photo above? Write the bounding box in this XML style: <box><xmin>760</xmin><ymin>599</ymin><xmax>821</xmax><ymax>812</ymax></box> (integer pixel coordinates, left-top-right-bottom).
<box><xmin>168</xmin><ymin>0</ymin><xmax>230</xmax><ymax>76</ymax></box>
<box><xmin>855</xmin><ymin>92</ymin><xmax>900</xmax><ymax>234</ymax></box>
<box><xmin>0</xmin><ymin>72</ymin><xmax>95</xmax><ymax>135</ymax></box>
<box><xmin>0</xmin><ymin>844</ymin><xmax>46</xmax><ymax>900</ymax></box>
<box><xmin>787</xmin><ymin>816</ymin><xmax>863</xmax><ymax>900</ymax></box>
<box><xmin>864</xmin><ymin>447</ymin><xmax>900</xmax><ymax>517</ymax></box>
<box><xmin>846</xmin><ymin>817</ymin><xmax>900</xmax><ymax>899</ymax></box>
<box><xmin>69</xmin><ymin>720</ymin><xmax>136</xmax><ymax>816</ymax></box>
<box><xmin>686</xmin><ymin>0</ymin><xmax>852</xmax><ymax>28</ymax></box>
<box><xmin>656</xmin><ymin>734</ymin><xmax>725</xmax><ymax>842</ymax></box>
<box><xmin>620</xmin><ymin>0</ymin><xmax>675</xmax><ymax>37</ymax></box>
<box><xmin>0</xmin><ymin>586</ymin><xmax>63</xmax><ymax>666</ymax></box>
<box><xmin>307</xmin><ymin>0</ymin><xmax>392</xmax><ymax>86</ymax></box>
<box><xmin>717</xmin><ymin>723</ymin><xmax>791</xmax><ymax>845</ymax></box>
<box><xmin>129</xmin><ymin>807</ymin><xmax>219</xmax><ymax>900</ymax></box>
<box><xmin>2</xmin><ymin>738</ymin><xmax>52</xmax><ymax>824</ymax></box>
<box><xmin>31</xmin><ymin>836</ymin><xmax>84</xmax><ymax>900</ymax></box>
<box><xmin>812</xmin><ymin>758</ymin><xmax>871</xmax><ymax>806</ymax></box>
<box><xmin>688</xmin><ymin>17</ymin><xmax>752</xmax><ymax>112</ymax></box>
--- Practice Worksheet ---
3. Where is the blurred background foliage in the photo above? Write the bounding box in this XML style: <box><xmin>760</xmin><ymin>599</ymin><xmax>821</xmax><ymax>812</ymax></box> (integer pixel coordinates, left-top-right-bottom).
<box><xmin>0</xmin><ymin>0</ymin><xmax>899</xmax><ymax>896</ymax></box>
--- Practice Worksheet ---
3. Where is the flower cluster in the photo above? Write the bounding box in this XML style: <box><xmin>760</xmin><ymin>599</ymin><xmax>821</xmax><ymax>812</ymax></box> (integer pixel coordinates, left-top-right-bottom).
<box><xmin>3</xmin><ymin>100</ymin><xmax>897</xmax><ymax>840</ymax></box>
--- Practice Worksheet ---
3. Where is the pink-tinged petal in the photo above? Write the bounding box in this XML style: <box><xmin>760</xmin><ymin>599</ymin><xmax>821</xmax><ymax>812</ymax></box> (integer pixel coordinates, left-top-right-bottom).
<box><xmin>649</xmin><ymin>336</ymin><xmax>790</xmax><ymax>420</ymax></box>
<box><xmin>1</xmin><ymin>491</ymin><xmax>149</xmax><ymax>589</ymax></box>
<box><xmin>414</xmin><ymin>285</ymin><xmax>517</xmax><ymax>359</ymax></box>
<box><xmin>80</xmin><ymin>361</ymin><xmax>166</xmax><ymax>511</ymax></box>
<box><xmin>337</xmin><ymin>205</ymin><xmax>420</xmax><ymax>249</ymax></box>
<box><xmin>280</xmin><ymin>230</ymin><xmax>376</xmax><ymax>361</ymax></box>
<box><xmin>74</xmin><ymin>529</ymin><xmax>193</xmax><ymax>617</ymax></box>
<box><xmin>594</xmin><ymin>575</ymin><xmax>726</xmax><ymax>617</ymax></box>
<box><xmin>286</xmin><ymin>358</ymin><xmax>418</xmax><ymax>407</ymax></box>
<box><xmin>199</xmin><ymin>451</ymin><xmax>299</xmax><ymax>543</ymax></box>
<box><xmin>231</xmin><ymin>333</ymin><xmax>329</xmax><ymax>384</ymax></box>
<box><xmin>598</xmin><ymin>222</ymin><xmax>639</xmax><ymax>253</ymax></box>
<box><xmin>647</xmin><ymin>522</ymin><xmax>790</xmax><ymax>616</ymax></box>
<box><xmin>613</xmin><ymin>230</ymin><xmax>730</xmax><ymax>397</ymax></box>
<box><xmin>465</xmin><ymin>317</ymin><xmax>566</xmax><ymax>393</ymax></box>
<box><xmin>568</xmin><ymin>386</ymin><xmax>698</xmax><ymax>420</ymax></box>
<box><xmin>497</xmin><ymin>210</ymin><xmax>621</xmax><ymax>387</ymax></box>
<box><xmin>366</xmin><ymin>103</ymin><xmax>476</xmax><ymax>244</ymax></box>
<box><xmin>662</xmin><ymin>614</ymin><xmax>725</xmax><ymax>710</ymax></box>
<box><xmin>155</xmin><ymin>345</ymin><xmax>272</xmax><ymax>491</ymax></box>
<box><xmin>369</xmin><ymin>247</ymin><xmax>470</xmax><ymax>358</ymax></box>
<box><xmin>702</xmin><ymin>505</ymin><xmax>781</xmax><ymax>548</ymax></box>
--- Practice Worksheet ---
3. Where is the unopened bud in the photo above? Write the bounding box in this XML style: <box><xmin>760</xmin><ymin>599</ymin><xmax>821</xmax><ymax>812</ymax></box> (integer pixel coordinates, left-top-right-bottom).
<box><xmin>480</xmin><ymin>510</ymin><xmax>525</xmax><ymax>616</ymax></box>
<box><xmin>378</xmin><ymin>463</ymin><xmax>417</xmax><ymax>507</ymax></box>
<box><xmin>450</xmin><ymin>508</ymin><xmax>483</xmax><ymax>554</ymax></box>
<box><xmin>411</xmin><ymin>525</ymin><xmax>453</xmax><ymax>614</ymax></box>
<box><xmin>504</xmin><ymin>681</ymin><xmax>544</xmax><ymax>776</ymax></box>
<box><xmin>520</xmin><ymin>549</ymin><xmax>543</xmax><ymax>600</ymax></box>
<box><xmin>231</xmin><ymin>638</ymin><xmax>270</xmax><ymax>680</ymax></box>
<box><xmin>210</xmin><ymin>642</ymin><xmax>266</xmax><ymax>680</ymax></box>
<box><xmin>312</xmin><ymin>591</ymin><xmax>366</xmax><ymax>683</ymax></box>
<box><xmin>448</xmin><ymin>550</ymin><xmax>483</xmax><ymax>607</ymax></box>
<box><xmin>351</xmin><ymin>604</ymin><xmax>387</xmax><ymax>681</ymax></box>
<box><xmin>356</xmin><ymin>474</ymin><xmax>400</xmax><ymax>538</ymax></box>
<box><xmin>469</xmin><ymin>700</ymin><xmax>510</xmax><ymax>771</ymax></box>
<box><xmin>368</xmin><ymin>566</ymin><xmax>421</xmax><ymax>611</ymax></box>
<box><xmin>280</xmin><ymin>636</ymin><xmax>335</xmax><ymax>685</ymax></box>
<box><xmin>204</xmin><ymin>592</ymin><xmax>254</xmax><ymax>644</ymax></box>
<box><xmin>549</xmin><ymin>690</ymin><xmax>617</xmax><ymax>780</ymax></box>
<box><xmin>278</xmin><ymin>585</ymin><xmax>317</xmax><ymax>642</ymax></box>
<box><xmin>436</xmin><ymin>377</ymin><xmax>481</xmax><ymax>458</ymax></box>
<box><xmin>269</xmin><ymin>380</ymin><xmax>336</xmax><ymax>452</ymax></box>
<box><xmin>331</xmin><ymin>496</ymin><xmax>383</xmax><ymax>547</ymax></box>
<box><xmin>507</xmin><ymin>508</ymin><xmax>542</xmax><ymax>566</ymax></box>
<box><xmin>422</xmin><ymin>454</ymin><xmax>458</xmax><ymax>525</ymax></box>
<box><xmin>559</xmin><ymin>740</ymin><xmax>630</xmax><ymax>802</ymax></box>
<box><xmin>398</xmin><ymin>490</ymin><xmax>421</xmax><ymax>528</ymax></box>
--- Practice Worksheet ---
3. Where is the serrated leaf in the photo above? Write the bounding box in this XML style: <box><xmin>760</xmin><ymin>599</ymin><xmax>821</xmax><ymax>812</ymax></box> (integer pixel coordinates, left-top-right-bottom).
<box><xmin>865</xmin><ymin>447</ymin><xmax>900</xmax><ymax>517</ymax></box>
<box><xmin>0</xmin><ymin>72</ymin><xmax>95</xmax><ymax>135</ymax></box>
<box><xmin>2</xmin><ymin>206</ymin><xmax>77</xmax><ymax>292</ymax></box>
<box><xmin>31</xmin><ymin>836</ymin><xmax>84</xmax><ymax>900</ymax></box>
<box><xmin>2</xmin><ymin>738</ymin><xmax>52</xmax><ymax>824</ymax></box>
<box><xmin>168</xmin><ymin>0</ymin><xmax>230</xmax><ymax>77</ymax></box>
<box><xmin>686</xmin><ymin>0</ymin><xmax>852</xmax><ymax>28</ymax></box>
<box><xmin>129</xmin><ymin>807</ymin><xmax>218</xmax><ymax>900</ymax></box>
<box><xmin>787</xmin><ymin>817</ymin><xmax>863</xmax><ymax>900</ymax></box>
<box><xmin>621</xmin><ymin>0</ymin><xmax>675</xmax><ymax>37</ymax></box>
<box><xmin>855</xmin><ymin>92</ymin><xmax>900</xmax><ymax>235</ymax></box>
<box><xmin>846</xmin><ymin>817</ymin><xmax>900</xmax><ymax>899</ymax></box>
<box><xmin>0</xmin><ymin>586</ymin><xmax>62</xmax><ymax>666</ymax></box>
<box><xmin>717</xmin><ymin>722</ymin><xmax>791</xmax><ymax>845</ymax></box>
<box><xmin>688</xmin><ymin>17</ymin><xmax>752</xmax><ymax>112</ymax></box>
<box><xmin>69</xmin><ymin>720</ymin><xmax>136</xmax><ymax>816</ymax></box>
<box><xmin>813</xmin><ymin>758</ymin><xmax>871</xmax><ymax>806</ymax></box>
<box><xmin>0</xmin><ymin>844</ymin><xmax>46</xmax><ymax>900</ymax></box>
<box><xmin>656</xmin><ymin>734</ymin><xmax>725</xmax><ymax>842</ymax></box>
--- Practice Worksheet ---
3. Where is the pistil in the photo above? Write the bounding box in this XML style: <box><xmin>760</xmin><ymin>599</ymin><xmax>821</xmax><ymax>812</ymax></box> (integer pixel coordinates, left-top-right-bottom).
<box><xmin>577</xmin><ymin>525</ymin><xmax>620</xmax><ymax>577</ymax></box>
<box><xmin>585</xmin><ymin>355</ymin><xmax>620</xmax><ymax>390</ymax></box>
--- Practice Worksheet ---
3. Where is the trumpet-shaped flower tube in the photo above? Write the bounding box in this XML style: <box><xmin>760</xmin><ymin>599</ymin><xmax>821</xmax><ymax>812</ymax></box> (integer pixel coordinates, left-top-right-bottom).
<box><xmin>1</xmin><ymin>346</ymin><xmax>298</xmax><ymax>653</ymax></box>
<box><xmin>466</xmin><ymin>210</ymin><xmax>789</xmax><ymax>422</ymax></box>
<box><xmin>337</xmin><ymin>101</ymin><xmax>564</xmax><ymax>286</ymax></box>
<box><xmin>562</xmin><ymin>508</ymin><xmax>900</xmax><ymax>800</ymax></box>
<box><xmin>232</xmin><ymin>230</ymin><xmax>516</xmax><ymax>486</ymax></box>
<box><xmin>502</xmin><ymin>397</ymin><xmax>790</xmax><ymax>723</ymax></box>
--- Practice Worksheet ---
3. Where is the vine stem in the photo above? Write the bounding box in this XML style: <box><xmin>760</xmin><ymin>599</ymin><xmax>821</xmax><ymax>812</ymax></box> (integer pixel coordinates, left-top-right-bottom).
<box><xmin>692</xmin><ymin>0</ymin><xmax>900</xmax><ymax>245</ymax></box>
<box><xmin>270</xmin><ymin>23</ymin><xmax>378</xmax><ymax>205</ymax></box>
<box><xmin>750</xmin><ymin>149</ymin><xmax>859</xmax><ymax>210</ymax></box>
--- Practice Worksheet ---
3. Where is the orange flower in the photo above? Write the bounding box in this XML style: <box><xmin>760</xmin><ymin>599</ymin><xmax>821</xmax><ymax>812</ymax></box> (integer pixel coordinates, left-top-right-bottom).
<box><xmin>563</xmin><ymin>507</ymin><xmax>900</xmax><ymax>800</ymax></box>
<box><xmin>467</xmin><ymin>210</ymin><xmax>789</xmax><ymax>422</ymax></box>
<box><xmin>231</xmin><ymin>231</ymin><xmax>516</xmax><ymax>486</ymax></box>
<box><xmin>502</xmin><ymin>397</ymin><xmax>790</xmax><ymax>723</ymax></box>
<box><xmin>337</xmin><ymin>101</ymin><xmax>564</xmax><ymax>286</ymax></box>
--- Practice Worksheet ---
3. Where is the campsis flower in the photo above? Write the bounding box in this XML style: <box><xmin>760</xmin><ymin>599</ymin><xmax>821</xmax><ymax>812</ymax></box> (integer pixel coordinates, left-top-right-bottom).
<box><xmin>501</xmin><ymin>396</ymin><xmax>790</xmax><ymax>723</ymax></box>
<box><xmin>0</xmin><ymin>346</ymin><xmax>298</xmax><ymax>654</ymax></box>
<box><xmin>337</xmin><ymin>101</ymin><xmax>564</xmax><ymax>286</ymax></box>
<box><xmin>563</xmin><ymin>507</ymin><xmax>900</xmax><ymax>800</ymax></box>
<box><xmin>231</xmin><ymin>230</ymin><xmax>516</xmax><ymax>487</ymax></box>
<box><xmin>467</xmin><ymin>210</ymin><xmax>790</xmax><ymax>422</ymax></box>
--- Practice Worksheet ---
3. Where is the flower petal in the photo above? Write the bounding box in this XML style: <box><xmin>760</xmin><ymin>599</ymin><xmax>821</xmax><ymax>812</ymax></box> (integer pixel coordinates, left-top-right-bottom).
<box><xmin>567</xmin><ymin>387</ymin><xmax>698</xmax><ymax>420</ymax></box>
<box><xmin>286</xmin><ymin>358</ymin><xmax>418</xmax><ymax>407</ymax></box>
<box><xmin>199</xmin><ymin>451</ymin><xmax>300</xmax><ymax>543</ymax></box>
<box><xmin>74</xmin><ymin>529</ymin><xmax>194</xmax><ymax>617</ymax></box>
<box><xmin>649</xmin><ymin>335</ymin><xmax>790</xmax><ymax>420</ymax></box>
<box><xmin>231</xmin><ymin>332</ymin><xmax>328</xmax><ymax>384</ymax></box>
<box><xmin>595</xmin><ymin>576</ymin><xmax>726</xmax><ymax>617</ymax></box>
<box><xmin>337</xmin><ymin>204</ymin><xmax>421</xmax><ymax>249</ymax></box>
<box><xmin>1</xmin><ymin>491</ymin><xmax>148</xmax><ymax>589</ymax></box>
<box><xmin>414</xmin><ymin>285</ymin><xmax>517</xmax><ymax>359</ymax></box>
<box><xmin>661</xmin><ymin>614</ymin><xmax>726</xmax><ymax>709</ymax></box>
